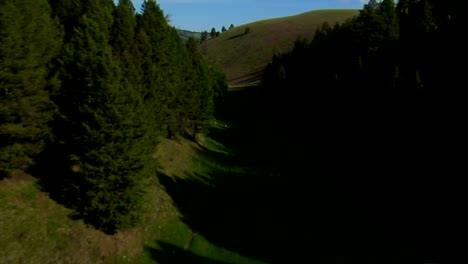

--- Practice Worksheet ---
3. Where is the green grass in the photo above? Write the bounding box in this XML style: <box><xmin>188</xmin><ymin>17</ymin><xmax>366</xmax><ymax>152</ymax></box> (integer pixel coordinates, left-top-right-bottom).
<box><xmin>2</xmin><ymin>86</ymin><xmax>401</xmax><ymax>264</ymax></box>
<box><xmin>1</xmin><ymin>87</ymin><xmax>442</xmax><ymax>263</ymax></box>
<box><xmin>201</xmin><ymin>9</ymin><xmax>359</xmax><ymax>85</ymax></box>
<box><xmin>0</xmin><ymin>127</ymin><xmax>264</xmax><ymax>264</ymax></box>
<box><xmin>138</xmin><ymin>134</ymin><xmax>265</xmax><ymax>264</ymax></box>
<box><xmin>0</xmin><ymin>178</ymin><xmax>123</xmax><ymax>264</ymax></box>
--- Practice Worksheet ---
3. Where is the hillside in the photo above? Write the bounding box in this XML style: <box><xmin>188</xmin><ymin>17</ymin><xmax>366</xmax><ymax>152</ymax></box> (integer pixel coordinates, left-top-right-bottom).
<box><xmin>201</xmin><ymin>9</ymin><xmax>359</xmax><ymax>85</ymax></box>
<box><xmin>0</xmin><ymin>133</ymin><xmax>265</xmax><ymax>264</ymax></box>
<box><xmin>178</xmin><ymin>29</ymin><xmax>201</xmax><ymax>42</ymax></box>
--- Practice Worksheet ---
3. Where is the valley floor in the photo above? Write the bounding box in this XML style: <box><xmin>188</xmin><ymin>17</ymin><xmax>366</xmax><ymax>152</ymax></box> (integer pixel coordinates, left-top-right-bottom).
<box><xmin>0</xmin><ymin>87</ymin><xmax>271</xmax><ymax>264</ymax></box>
<box><xmin>1</xmin><ymin>86</ymin><xmax>451</xmax><ymax>264</ymax></box>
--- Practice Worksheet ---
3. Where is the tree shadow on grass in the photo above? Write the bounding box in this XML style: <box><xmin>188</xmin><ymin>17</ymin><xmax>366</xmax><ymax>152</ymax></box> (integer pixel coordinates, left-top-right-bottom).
<box><xmin>227</xmin><ymin>33</ymin><xmax>246</xmax><ymax>41</ymax></box>
<box><xmin>229</xmin><ymin>68</ymin><xmax>265</xmax><ymax>85</ymax></box>
<box><xmin>158</xmin><ymin>166</ymin><xmax>416</xmax><ymax>264</ymax></box>
<box><xmin>0</xmin><ymin>171</ymin><xmax>7</xmax><ymax>181</ymax></box>
<box><xmin>158</xmin><ymin>170</ymin><xmax>282</xmax><ymax>263</ymax></box>
<box><xmin>145</xmin><ymin>242</ymin><xmax>231</xmax><ymax>264</ymax></box>
<box><xmin>28</xmin><ymin>140</ymin><xmax>119</xmax><ymax>234</ymax></box>
<box><xmin>159</xmin><ymin>142</ymin><xmax>463</xmax><ymax>264</ymax></box>
<box><xmin>158</xmin><ymin>134</ymin><xmax>428</xmax><ymax>264</ymax></box>
<box><xmin>157</xmin><ymin>86</ymin><xmax>462</xmax><ymax>263</ymax></box>
<box><xmin>28</xmin><ymin>141</ymin><xmax>73</xmax><ymax>204</ymax></box>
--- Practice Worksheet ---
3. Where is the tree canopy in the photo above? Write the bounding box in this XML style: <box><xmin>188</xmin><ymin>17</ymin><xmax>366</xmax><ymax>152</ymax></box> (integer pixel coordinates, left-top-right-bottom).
<box><xmin>0</xmin><ymin>0</ymin><xmax>62</xmax><ymax>175</ymax></box>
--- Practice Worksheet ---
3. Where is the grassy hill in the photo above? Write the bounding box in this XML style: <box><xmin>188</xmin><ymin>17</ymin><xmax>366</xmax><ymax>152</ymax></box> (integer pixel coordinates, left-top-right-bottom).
<box><xmin>178</xmin><ymin>29</ymin><xmax>201</xmax><ymax>42</ymax></box>
<box><xmin>201</xmin><ymin>9</ymin><xmax>359</xmax><ymax>85</ymax></box>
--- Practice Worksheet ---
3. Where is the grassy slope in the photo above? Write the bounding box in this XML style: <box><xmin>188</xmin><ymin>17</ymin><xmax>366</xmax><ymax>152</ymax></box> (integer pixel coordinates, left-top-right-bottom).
<box><xmin>0</xmin><ymin>133</ymin><xmax>263</xmax><ymax>264</ymax></box>
<box><xmin>201</xmin><ymin>9</ymin><xmax>359</xmax><ymax>85</ymax></box>
<box><xmin>0</xmin><ymin>85</ymin><xmax>284</xmax><ymax>264</ymax></box>
<box><xmin>0</xmin><ymin>87</ymin><xmax>445</xmax><ymax>264</ymax></box>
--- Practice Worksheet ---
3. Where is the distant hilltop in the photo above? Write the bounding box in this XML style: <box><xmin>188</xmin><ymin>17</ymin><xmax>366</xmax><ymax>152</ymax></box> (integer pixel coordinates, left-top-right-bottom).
<box><xmin>200</xmin><ymin>9</ymin><xmax>359</xmax><ymax>85</ymax></box>
<box><xmin>177</xmin><ymin>29</ymin><xmax>201</xmax><ymax>42</ymax></box>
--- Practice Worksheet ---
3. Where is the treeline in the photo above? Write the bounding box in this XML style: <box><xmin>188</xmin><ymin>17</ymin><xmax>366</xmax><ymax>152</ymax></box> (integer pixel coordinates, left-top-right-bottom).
<box><xmin>262</xmin><ymin>0</ymin><xmax>465</xmax><ymax>260</ymax></box>
<box><xmin>200</xmin><ymin>24</ymin><xmax>235</xmax><ymax>42</ymax></box>
<box><xmin>263</xmin><ymin>0</ymin><xmax>466</xmax><ymax>171</ymax></box>
<box><xmin>0</xmin><ymin>0</ymin><xmax>227</xmax><ymax>233</ymax></box>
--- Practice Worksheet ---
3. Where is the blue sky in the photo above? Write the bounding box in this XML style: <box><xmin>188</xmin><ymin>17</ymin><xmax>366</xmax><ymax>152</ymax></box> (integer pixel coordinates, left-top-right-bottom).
<box><xmin>130</xmin><ymin>0</ymin><xmax>368</xmax><ymax>32</ymax></box>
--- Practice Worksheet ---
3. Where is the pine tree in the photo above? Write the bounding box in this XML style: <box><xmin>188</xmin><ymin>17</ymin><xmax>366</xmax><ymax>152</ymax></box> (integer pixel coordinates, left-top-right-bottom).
<box><xmin>222</xmin><ymin>26</ymin><xmax>227</xmax><ymax>32</ymax></box>
<box><xmin>164</xmin><ymin>27</ymin><xmax>192</xmax><ymax>137</ymax></box>
<box><xmin>415</xmin><ymin>0</ymin><xmax>437</xmax><ymax>34</ymax></box>
<box><xmin>0</xmin><ymin>0</ymin><xmax>62</xmax><ymax>175</ymax></box>
<box><xmin>137</xmin><ymin>0</ymin><xmax>173</xmax><ymax>136</ymax></box>
<box><xmin>210</xmin><ymin>27</ymin><xmax>216</xmax><ymax>38</ymax></box>
<box><xmin>48</xmin><ymin>0</ymin><xmax>86</xmax><ymax>42</ymax></box>
<box><xmin>362</xmin><ymin>0</ymin><xmax>380</xmax><ymax>13</ymax></box>
<box><xmin>210</xmin><ymin>65</ymin><xmax>228</xmax><ymax>113</ymax></box>
<box><xmin>53</xmin><ymin>0</ymin><xmax>151</xmax><ymax>233</ymax></box>
<box><xmin>110</xmin><ymin>0</ymin><xmax>156</xmax><ymax>217</ymax></box>
<box><xmin>184</xmin><ymin>37</ymin><xmax>211</xmax><ymax>138</ymax></box>
<box><xmin>379</xmin><ymin>0</ymin><xmax>399</xmax><ymax>40</ymax></box>
<box><xmin>138</xmin><ymin>0</ymin><xmax>193</xmax><ymax>138</ymax></box>
<box><xmin>200</xmin><ymin>30</ymin><xmax>208</xmax><ymax>42</ymax></box>
<box><xmin>372</xmin><ymin>0</ymin><xmax>399</xmax><ymax>94</ymax></box>
<box><xmin>111</xmin><ymin>0</ymin><xmax>136</xmax><ymax>58</ymax></box>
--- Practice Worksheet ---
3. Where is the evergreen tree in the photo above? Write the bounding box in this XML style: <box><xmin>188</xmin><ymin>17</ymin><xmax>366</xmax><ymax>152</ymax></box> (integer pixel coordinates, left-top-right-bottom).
<box><xmin>48</xmin><ymin>0</ymin><xmax>86</xmax><ymax>42</ymax></box>
<box><xmin>200</xmin><ymin>30</ymin><xmax>208</xmax><ymax>42</ymax></box>
<box><xmin>53</xmin><ymin>0</ymin><xmax>151</xmax><ymax>233</ymax></box>
<box><xmin>137</xmin><ymin>0</ymin><xmax>173</xmax><ymax>136</ymax></box>
<box><xmin>222</xmin><ymin>26</ymin><xmax>227</xmax><ymax>32</ymax></box>
<box><xmin>415</xmin><ymin>0</ymin><xmax>437</xmax><ymax>34</ymax></box>
<box><xmin>184</xmin><ymin>37</ymin><xmax>213</xmax><ymax>138</ymax></box>
<box><xmin>363</xmin><ymin>0</ymin><xmax>380</xmax><ymax>14</ymax></box>
<box><xmin>210</xmin><ymin>65</ymin><xmax>228</xmax><ymax>113</ymax></box>
<box><xmin>164</xmin><ymin>27</ymin><xmax>193</xmax><ymax>137</ymax></box>
<box><xmin>229</xmin><ymin>24</ymin><xmax>234</xmax><ymax>29</ymax></box>
<box><xmin>142</xmin><ymin>1</ymin><xmax>195</xmax><ymax>138</ymax></box>
<box><xmin>111</xmin><ymin>0</ymin><xmax>137</xmax><ymax>58</ymax></box>
<box><xmin>0</xmin><ymin>0</ymin><xmax>62</xmax><ymax>175</ymax></box>
<box><xmin>379</xmin><ymin>0</ymin><xmax>399</xmax><ymax>40</ymax></box>
<box><xmin>210</xmin><ymin>27</ymin><xmax>216</xmax><ymax>38</ymax></box>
